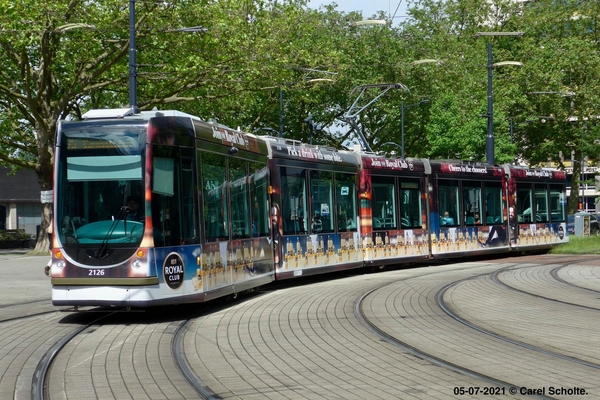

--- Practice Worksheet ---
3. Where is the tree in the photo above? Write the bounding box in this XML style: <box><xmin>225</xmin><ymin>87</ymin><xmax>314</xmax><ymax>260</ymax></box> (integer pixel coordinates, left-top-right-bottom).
<box><xmin>3</xmin><ymin>0</ymin><xmax>600</xmax><ymax>255</ymax></box>
<box><xmin>514</xmin><ymin>0</ymin><xmax>600</xmax><ymax>212</ymax></box>
<box><xmin>0</xmin><ymin>0</ymin><xmax>328</xmax><ymax>253</ymax></box>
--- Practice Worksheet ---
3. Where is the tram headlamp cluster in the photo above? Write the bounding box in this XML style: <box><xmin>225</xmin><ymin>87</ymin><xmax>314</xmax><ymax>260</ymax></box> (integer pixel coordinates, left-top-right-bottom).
<box><xmin>132</xmin><ymin>249</ymin><xmax>145</xmax><ymax>269</ymax></box>
<box><xmin>54</xmin><ymin>250</ymin><xmax>66</xmax><ymax>269</ymax></box>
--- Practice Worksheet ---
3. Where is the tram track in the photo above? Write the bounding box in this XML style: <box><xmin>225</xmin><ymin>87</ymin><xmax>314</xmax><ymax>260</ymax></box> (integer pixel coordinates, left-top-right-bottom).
<box><xmin>36</xmin><ymin>292</ymin><xmax>264</xmax><ymax>400</ymax></box>
<box><xmin>490</xmin><ymin>263</ymin><xmax>600</xmax><ymax>311</ymax></box>
<box><xmin>354</xmin><ymin>269</ymin><xmax>552</xmax><ymax>400</ymax></box>
<box><xmin>7</xmin><ymin>256</ymin><xmax>600</xmax><ymax>399</ymax></box>
<box><xmin>549</xmin><ymin>264</ymin><xmax>600</xmax><ymax>293</ymax></box>
<box><xmin>172</xmin><ymin>317</ymin><xmax>219</xmax><ymax>400</ymax></box>
<box><xmin>355</xmin><ymin>260</ymin><xmax>600</xmax><ymax>399</ymax></box>
<box><xmin>27</xmin><ymin>309</ymin><xmax>126</xmax><ymax>400</ymax></box>
<box><xmin>437</xmin><ymin>273</ymin><xmax>600</xmax><ymax>371</ymax></box>
<box><xmin>34</xmin><ymin>316</ymin><xmax>105</xmax><ymax>400</ymax></box>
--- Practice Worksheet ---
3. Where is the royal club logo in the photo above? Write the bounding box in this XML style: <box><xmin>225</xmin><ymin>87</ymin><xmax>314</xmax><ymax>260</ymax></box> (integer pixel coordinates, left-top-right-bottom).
<box><xmin>163</xmin><ymin>253</ymin><xmax>184</xmax><ymax>290</ymax></box>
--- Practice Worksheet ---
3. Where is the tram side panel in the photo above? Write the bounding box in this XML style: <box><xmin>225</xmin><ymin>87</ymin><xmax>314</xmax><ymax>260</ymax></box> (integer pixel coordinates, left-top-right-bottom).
<box><xmin>428</xmin><ymin>161</ymin><xmax>510</xmax><ymax>259</ymax></box>
<box><xmin>359</xmin><ymin>156</ymin><xmax>429</xmax><ymax>266</ymax></box>
<box><xmin>194</xmin><ymin>123</ymin><xmax>274</xmax><ymax>300</ymax></box>
<box><xmin>506</xmin><ymin>166</ymin><xmax>568</xmax><ymax>251</ymax></box>
<box><xmin>267</xmin><ymin>139</ymin><xmax>363</xmax><ymax>280</ymax></box>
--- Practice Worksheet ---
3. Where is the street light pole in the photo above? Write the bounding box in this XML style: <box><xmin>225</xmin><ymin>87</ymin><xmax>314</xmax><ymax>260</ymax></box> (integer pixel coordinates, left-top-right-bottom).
<box><xmin>129</xmin><ymin>0</ymin><xmax>138</xmax><ymax>112</ymax></box>
<box><xmin>279</xmin><ymin>87</ymin><xmax>284</xmax><ymax>137</ymax></box>
<box><xmin>128</xmin><ymin>2</ymin><xmax>205</xmax><ymax>113</ymax></box>
<box><xmin>401</xmin><ymin>103</ymin><xmax>404</xmax><ymax>157</ymax></box>
<box><xmin>581</xmin><ymin>129</ymin><xmax>585</xmax><ymax>211</ymax></box>
<box><xmin>486</xmin><ymin>41</ymin><xmax>493</xmax><ymax>164</ymax></box>
<box><xmin>476</xmin><ymin>32</ymin><xmax>524</xmax><ymax>165</ymax></box>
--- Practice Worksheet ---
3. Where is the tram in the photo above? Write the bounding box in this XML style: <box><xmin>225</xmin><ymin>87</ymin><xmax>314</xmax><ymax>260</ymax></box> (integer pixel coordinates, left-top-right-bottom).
<box><xmin>48</xmin><ymin>108</ymin><xmax>568</xmax><ymax>307</ymax></box>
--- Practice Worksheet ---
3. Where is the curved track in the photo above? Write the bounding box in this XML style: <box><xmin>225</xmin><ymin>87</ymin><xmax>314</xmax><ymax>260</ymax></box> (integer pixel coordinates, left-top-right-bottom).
<box><xmin>3</xmin><ymin>254</ymin><xmax>600</xmax><ymax>399</ymax></box>
<box><xmin>181</xmin><ymin>255</ymin><xmax>600</xmax><ymax>399</ymax></box>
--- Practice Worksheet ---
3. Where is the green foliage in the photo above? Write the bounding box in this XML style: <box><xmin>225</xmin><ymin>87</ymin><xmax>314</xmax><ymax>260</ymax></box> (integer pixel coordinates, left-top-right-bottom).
<box><xmin>0</xmin><ymin>229</ymin><xmax>31</xmax><ymax>241</ymax></box>
<box><xmin>550</xmin><ymin>236</ymin><xmax>600</xmax><ymax>255</ymax></box>
<box><xmin>1</xmin><ymin>0</ymin><xmax>600</xmax><ymax>250</ymax></box>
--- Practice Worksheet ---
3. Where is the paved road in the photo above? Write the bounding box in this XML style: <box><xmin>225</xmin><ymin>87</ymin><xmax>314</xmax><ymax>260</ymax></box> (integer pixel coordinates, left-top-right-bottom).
<box><xmin>0</xmin><ymin>250</ymin><xmax>53</xmax><ymax>318</ymax></box>
<box><xmin>2</xmin><ymin>253</ymin><xmax>599</xmax><ymax>399</ymax></box>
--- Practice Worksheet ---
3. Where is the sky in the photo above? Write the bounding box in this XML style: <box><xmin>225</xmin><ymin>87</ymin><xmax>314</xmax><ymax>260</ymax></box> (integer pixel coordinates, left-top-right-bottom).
<box><xmin>307</xmin><ymin>0</ymin><xmax>409</xmax><ymax>21</ymax></box>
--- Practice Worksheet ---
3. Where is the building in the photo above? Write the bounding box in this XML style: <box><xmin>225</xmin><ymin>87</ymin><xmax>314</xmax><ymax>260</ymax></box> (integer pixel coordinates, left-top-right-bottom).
<box><xmin>564</xmin><ymin>161</ymin><xmax>599</xmax><ymax>212</ymax></box>
<box><xmin>0</xmin><ymin>167</ymin><xmax>42</xmax><ymax>237</ymax></box>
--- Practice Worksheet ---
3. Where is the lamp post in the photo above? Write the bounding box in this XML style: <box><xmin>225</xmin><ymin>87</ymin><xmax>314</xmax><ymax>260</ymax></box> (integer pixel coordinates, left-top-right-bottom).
<box><xmin>476</xmin><ymin>32</ymin><xmax>524</xmax><ymax>165</ymax></box>
<box><xmin>129</xmin><ymin>0</ymin><xmax>138</xmax><ymax>112</ymax></box>
<box><xmin>128</xmin><ymin>1</ymin><xmax>206</xmax><ymax>112</ymax></box>
<box><xmin>401</xmin><ymin>99</ymin><xmax>429</xmax><ymax>158</ymax></box>
<box><xmin>580</xmin><ymin>128</ymin><xmax>585</xmax><ymax>211</ymax></box>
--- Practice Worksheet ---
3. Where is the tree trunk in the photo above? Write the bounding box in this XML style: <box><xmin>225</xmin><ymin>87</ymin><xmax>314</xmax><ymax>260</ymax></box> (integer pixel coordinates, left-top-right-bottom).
<box><xmin>33</xmin><ymin>203</ymin><xmax>53</xmax><ymax>255</ymax></box>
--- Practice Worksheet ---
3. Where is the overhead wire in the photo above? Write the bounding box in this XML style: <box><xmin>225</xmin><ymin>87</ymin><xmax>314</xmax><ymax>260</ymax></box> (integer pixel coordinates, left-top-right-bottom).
<box><xmin>391</xmin><ymin>0</ymin><xmax>403</xmax><ymax>21</ymax></box>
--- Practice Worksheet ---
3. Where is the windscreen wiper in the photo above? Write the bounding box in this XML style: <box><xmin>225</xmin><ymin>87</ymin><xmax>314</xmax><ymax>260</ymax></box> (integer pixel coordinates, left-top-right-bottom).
<box><xmin>95</xmin><ymin>205</ymin><xmax>129</xmax><ymax>259</ymax></box>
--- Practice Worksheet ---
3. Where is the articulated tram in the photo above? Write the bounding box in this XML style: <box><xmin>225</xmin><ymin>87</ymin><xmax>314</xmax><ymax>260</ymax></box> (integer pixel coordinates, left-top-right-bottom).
<box><xmin>49</xmin><ymin>108</ymin><xmax>567</xmax><ymax>307</ymax></box>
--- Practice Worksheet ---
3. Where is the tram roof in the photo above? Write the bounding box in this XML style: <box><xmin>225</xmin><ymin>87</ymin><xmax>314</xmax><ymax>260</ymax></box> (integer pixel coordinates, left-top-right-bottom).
<box><xmin>506</xmin><ymin>164</ymin><xmax>567</xmax><ymax>180</ymax></box>
<box><xmin>360</xmin><ymin>153</ymin><xmax>428</xmax><ymax>173</ymax></box>
<box><xmin>262</xmin><ymin>136</ymin><xmax>359</xmax><ymax>167</ymax></box>
<box><xmin>81</xmin><ymin>108</ymin><xmax>203</xmax><ymax>121</ymax></box>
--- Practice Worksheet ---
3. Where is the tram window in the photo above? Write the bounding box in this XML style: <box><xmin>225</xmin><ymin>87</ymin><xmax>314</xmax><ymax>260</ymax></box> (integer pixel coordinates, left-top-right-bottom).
<box><xmin>250</xmin><ymin>163</ymin><xmax>269</xmax><ymax>236</ymax></box>
<box><xmin>438</xmin><ymin>180</ymin><xmax>459</xmax><ymax>226</ymax></box>
<box><xmin>372</xmin><ymin>176</ymin><xmax>397</xmax><ymax>230</ymax></box>
<box><xmin>201</xmin><ymin>152</ymin><xmax>228</xmax><ymax>242</ymax></box>
<box><xmin>281</xmin><ymin>167</ymin><xmax>308</xmax><ymax>235</ymax></box>
<box><xmin>535</xmin><ymin>184</ymin><xmax>549</xmax><ymax>222</ymax></box>
<box><xmin>399</xmin><ymin>180</ymin><xmax>422</xmax><ymax>228</ymax></box>
<box><xmin>152</xmin><ymin>146</ymin><xmax>198</xmax><ymax>246</ymax></box>
<box><xmin>484</xmin><ymin>181</ymin><xmax>503</xmax><ymax>225</ymax></box>
<box><xmin>230</xmin><ymin>159</ymin><xmax>250</xmax><ymax>239</ymax></box>
<box><xmin>550</xmin><ymin>184</ymin><xmax>566</xmax><ymax>222</ymax></box>
<box><xmin>153</xmin><ymin>157</ymin><xmax>174</xmax><ymax>196</ymax></box>
<box><xmin>179</xmin><ymin>155</ymin><xmax>198</xmax><ymax>243</ymax></box>
<box><xmin>335</xmin><ymin>173</ymin><xmax>357</xmax><ymax>232</ymax></box>
<box><xmin>463</xmin><ymin>183</ymin><xmax>482</xmax><ymax>225</ymax></box>
<box><xmin>310</xmin><ymin>170</ymin><xmax>333</xmax><ymax>233</ymax></box>
<box><xmin>517</xmin><ymin>185</ymin><xmax>533</xmax><ymax>223</ymax></box>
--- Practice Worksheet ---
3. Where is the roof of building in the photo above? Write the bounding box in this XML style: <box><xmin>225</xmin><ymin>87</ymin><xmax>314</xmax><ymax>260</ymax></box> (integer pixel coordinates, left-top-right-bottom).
<box><xmin>0</xmin><ymin>167</ymin><xmax>40</xmax><ymax>202</ymax></box>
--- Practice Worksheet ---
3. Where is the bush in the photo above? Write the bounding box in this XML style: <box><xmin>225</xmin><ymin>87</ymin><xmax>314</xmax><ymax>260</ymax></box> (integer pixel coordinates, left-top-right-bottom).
<box><xmin>0</xmin><ymin>229</ymin><xmax>33</xmax><ymax>248</ymax></box>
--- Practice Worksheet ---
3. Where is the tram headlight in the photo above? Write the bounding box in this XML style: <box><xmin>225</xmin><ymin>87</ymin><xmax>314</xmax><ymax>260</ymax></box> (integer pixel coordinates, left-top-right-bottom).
<box><xmin>132</xmin><ymin>259</ymin><xmax>142</xmax><ymax>269</ymax></box>
<box><xmin>56</xmin><ymin>260</ymin><xmax>66</xmax><ymax>269</ymax></box>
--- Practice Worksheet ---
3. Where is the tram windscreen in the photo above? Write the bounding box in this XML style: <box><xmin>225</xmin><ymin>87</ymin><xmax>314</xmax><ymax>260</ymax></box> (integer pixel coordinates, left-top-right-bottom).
<box><xmin>56</xmin><ymin>125</ymin><xmax>146</xmax><ymax>248</ymax></box>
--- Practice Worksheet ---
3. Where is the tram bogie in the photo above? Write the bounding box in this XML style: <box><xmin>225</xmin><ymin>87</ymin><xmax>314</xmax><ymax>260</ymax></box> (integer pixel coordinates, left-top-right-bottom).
<box><xmin>48</xmin><ymin>108</ymin><xmax>568</xmax><ymax>308</ymax></box>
